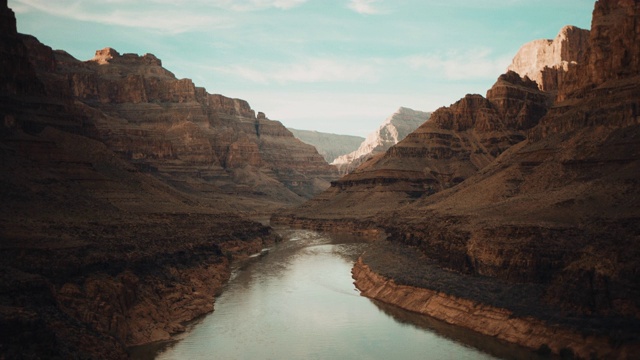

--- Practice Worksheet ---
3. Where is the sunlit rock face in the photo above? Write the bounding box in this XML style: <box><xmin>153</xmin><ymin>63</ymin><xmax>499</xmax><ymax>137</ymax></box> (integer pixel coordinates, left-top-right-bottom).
<box><xmin>331</xmin><ymin>107</ymin><xmax>431</xmax><ymax>175</ymax></box>
<box><xmin>508</xmin><ymin>25</ymin><xmax>589</xmax><ymax>93</ymax></box>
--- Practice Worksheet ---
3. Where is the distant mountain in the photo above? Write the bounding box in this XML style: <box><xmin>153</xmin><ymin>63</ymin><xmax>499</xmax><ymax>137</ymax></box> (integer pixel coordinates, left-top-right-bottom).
<box><xmin>331</xmin><ymin>107</ymin><xmax>431</xmax><ymax>174</ymax></box>
<box><xmin>287</xmin><ymin>128</ymin><xmax>364</xmax><ymax>163</ymax></box>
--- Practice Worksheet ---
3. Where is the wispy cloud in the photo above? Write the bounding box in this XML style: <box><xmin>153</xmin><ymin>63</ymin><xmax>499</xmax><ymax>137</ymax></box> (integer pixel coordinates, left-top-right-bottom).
<box><xmin>214</xmin><ymin>58</ymin><xmax>378</xmax><ymax>84</ymax></box>
<box><xmin>204</xmin><ymin>0</ymin><xmax>308</xmax><ymax>11</ymax></box>
<box><xmin>405</xmin><ymin>49</ymin><xmax>512</xmax><ymax>80</ymax></box>
<box><xmin>347</xmin><ymin>0</ymin><xmax>385</xmax><ymax>15</ymax></box>
<box><xmin>11</xmin><ymin>0</ymin><xmax>308</xmax><ymax>33</ymax></box>
<box><xmin>12</xmin><ymin>0</ymin><xmax>231</xmax><ymax>33</ymax></box>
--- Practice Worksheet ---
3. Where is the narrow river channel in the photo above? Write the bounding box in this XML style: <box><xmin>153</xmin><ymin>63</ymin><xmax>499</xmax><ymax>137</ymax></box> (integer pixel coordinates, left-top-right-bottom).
<box><xmin>133</xmin><ymin>228</ymin><xmax>545</xmax><ymax>360</ymax></box>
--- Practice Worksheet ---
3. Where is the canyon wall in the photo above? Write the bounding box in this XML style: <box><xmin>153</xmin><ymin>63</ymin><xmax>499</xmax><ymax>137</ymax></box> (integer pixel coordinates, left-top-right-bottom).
<box><xmin>12</xmin><ymin>39</ymin><xmax>338</xmax><ymax>213</ymax></box>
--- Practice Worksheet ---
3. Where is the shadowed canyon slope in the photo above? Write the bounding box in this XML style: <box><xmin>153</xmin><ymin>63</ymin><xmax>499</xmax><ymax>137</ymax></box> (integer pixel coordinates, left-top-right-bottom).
<box><xmin>331</xmin><ymin>107</ymin><xmax>431</xmax><ymax>175</ymax></box>
<box><xmin>0</xmin><ymin>0</ymin><xmax>335</xmax><ymax>357</ymax></box>
<box><xmin>275</xmin><ymin>0</ymin><xmax>640</xmax><ymax>357</ymax></box>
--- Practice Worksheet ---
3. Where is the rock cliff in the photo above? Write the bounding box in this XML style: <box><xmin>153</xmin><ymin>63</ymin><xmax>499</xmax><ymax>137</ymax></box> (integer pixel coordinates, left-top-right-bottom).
<box><xmin>508</xmin><ymin>25</ymin><xmax>589</xmax><ymax>93</ymax></box>
<box><xmin>26</xmin><ymin>43</ymin><xmax>338</xmax><ymax>209</ymax></box>
<box><xmin>275</xmin><ymin>0</ymin><xmax>640</xmax><ymax>356</ymax></box>
<box><xmin>287</xmin><ymin>128</ymin><xmax>364</xmax><ymax>163</ymax></box>
<box><xmin>331</xmin><ymin>107</ymin><xmax>431</xmax><ymax>174</ymax></box>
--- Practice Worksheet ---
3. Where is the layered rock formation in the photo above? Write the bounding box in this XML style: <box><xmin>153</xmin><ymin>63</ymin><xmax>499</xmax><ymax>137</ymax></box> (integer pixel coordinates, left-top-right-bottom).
<box><xmin>34</xmin><ymin>44</ymin><xmax>337</xmax><ymax>209</ymax></box>
<box><xmin>508</xmin><ymin>25</ymin><xmax>589</xmax><ymax>93</ymax></box>
<box><xmin>331</xmin><ymin>107</ymin><xmax>431</xmax><ymax>174</ymax></box>
<box><xmin>276</xmin><ymin>0</ymin><xmax>640</xmax><ymax>356</ymax></box>
<box><xmin>4</xmin><ymin>32</ymin><xmax>337</xmax><ymax>214</ymax></box>
<box><xmin>287</xmin><ymin>128</ymin><xmax>364</xmax><ymax>163</ymax></box>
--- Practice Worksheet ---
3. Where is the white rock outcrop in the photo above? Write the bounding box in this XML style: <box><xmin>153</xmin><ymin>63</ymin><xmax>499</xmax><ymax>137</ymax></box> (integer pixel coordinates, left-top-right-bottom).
<box><xmin>332</xmin><ymin>107</ymin><xmax>430</xmax><ymax>174</ymax></box>
<box><xmin>507</xmin><ymin>25</ymin><xmax>589</xmax><ymax>91</ymax></box>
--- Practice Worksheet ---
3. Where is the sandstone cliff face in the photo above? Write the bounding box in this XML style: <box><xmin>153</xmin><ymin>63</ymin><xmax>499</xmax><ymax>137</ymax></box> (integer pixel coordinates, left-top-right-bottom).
<box><xmin>14</xmin><ymin>40</ymin><xmax>337</xmax><ymax>211</ymax></box>
<box><xmin>508</xmin><ymin>25</ymin><xmax>589</xmax><ymax>93</ymax></box>
<box><xmin>331</xmin><ymin>107</ymin><xmax>430</xmax><ymax>174</ymax></box>
<box><xmin>287</xmin><ymin>128</ymin><xmax>364</xmax><ymax>163</ymax></box>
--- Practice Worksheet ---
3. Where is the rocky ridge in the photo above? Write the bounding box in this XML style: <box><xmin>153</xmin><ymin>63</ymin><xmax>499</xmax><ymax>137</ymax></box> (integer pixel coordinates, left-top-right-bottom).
<box><xmin>287</xmin><ymin>128</ymin><xmax>364</xmax><ymax>163</ymax></box>
<box><xmin>331</xmin><ymin>107</ymin><xmax>431</xmax><ymax>175</ymax></box>
<box><xmin>275</xmin><ymin>0</ymin><xmax>640</xmax><ymax>356</ymax></box>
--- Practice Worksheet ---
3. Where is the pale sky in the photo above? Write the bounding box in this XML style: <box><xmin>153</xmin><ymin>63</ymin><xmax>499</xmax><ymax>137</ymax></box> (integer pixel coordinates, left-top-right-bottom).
<box><xmin>9</xmin><ymin>0</ymin><xmax>594</xmax><ymax>136</ymax></box>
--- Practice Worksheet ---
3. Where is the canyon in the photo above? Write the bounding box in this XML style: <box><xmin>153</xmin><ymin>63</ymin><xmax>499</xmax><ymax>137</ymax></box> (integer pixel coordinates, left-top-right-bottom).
<box><xmin>2</xmin><ymin>0</ymin><xmax>639</xmax><ymax>358</ymax></box>
<box><xmin>275</xmin><ymin>0</ymin><xmax>640</xmax><ymax>357</ymax></box>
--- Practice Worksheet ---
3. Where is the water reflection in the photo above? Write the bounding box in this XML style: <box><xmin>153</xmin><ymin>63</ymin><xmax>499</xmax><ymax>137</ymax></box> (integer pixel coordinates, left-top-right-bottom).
<box><xmin>131</xmin><ymin>229</ymin><xmax>542</xmax><ymax>360</ymax></box>
<box><xmin>370</xmin><ymin>300</ymin><xmax>554</xmax><ymax>360</ymax></box>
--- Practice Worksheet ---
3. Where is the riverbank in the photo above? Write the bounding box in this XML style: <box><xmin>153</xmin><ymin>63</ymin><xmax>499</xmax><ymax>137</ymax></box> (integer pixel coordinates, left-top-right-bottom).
<box><xmin>352</xmin><ymin>243</ymin><xmax>640</xmax><ymax>359</ymax></box>
<box><xmin>0</xmin><ymin>212</ymin><xmax>278</xmax><ymax>359</ymax></box>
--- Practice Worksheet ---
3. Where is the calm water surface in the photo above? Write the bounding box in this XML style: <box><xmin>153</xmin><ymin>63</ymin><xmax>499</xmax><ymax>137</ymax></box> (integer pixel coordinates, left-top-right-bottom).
<box><xmin>136</xmin><ymin>229</ymin><xmax>541</xmax><ymax>360</ymax></box>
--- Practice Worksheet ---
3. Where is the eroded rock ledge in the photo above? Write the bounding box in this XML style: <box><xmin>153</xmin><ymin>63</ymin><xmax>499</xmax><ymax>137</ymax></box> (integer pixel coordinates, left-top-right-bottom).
<box><xmin>352</xmin><ymin>257</ymin><xmax>640</xmax><ymax>359</ymax></box>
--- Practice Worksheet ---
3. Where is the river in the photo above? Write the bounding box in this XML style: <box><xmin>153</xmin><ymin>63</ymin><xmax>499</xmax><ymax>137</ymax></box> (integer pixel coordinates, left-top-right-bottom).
<box><xmin>132</xmin><ymin>228</ymin><xmax>546</xmax><ymax>360</ymax></box>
